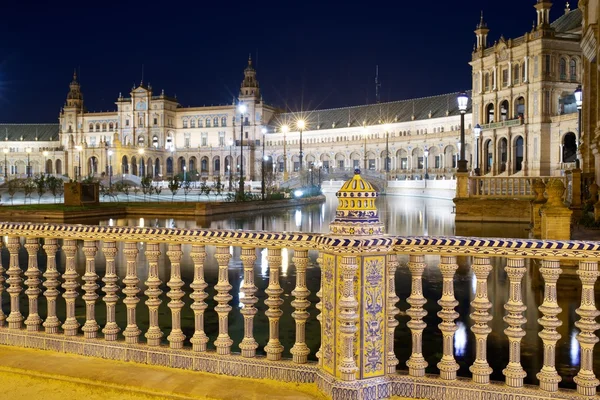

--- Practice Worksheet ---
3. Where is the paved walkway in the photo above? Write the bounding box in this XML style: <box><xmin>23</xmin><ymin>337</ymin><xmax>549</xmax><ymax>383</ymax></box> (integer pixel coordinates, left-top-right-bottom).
<box><xmin>0</xmin><ymin>346</ymin><xmax>326</xmax><ymax>400</ymax></box>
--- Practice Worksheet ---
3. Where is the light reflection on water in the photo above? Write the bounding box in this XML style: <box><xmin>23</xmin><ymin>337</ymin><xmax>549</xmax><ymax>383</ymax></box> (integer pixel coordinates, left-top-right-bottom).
<box><xmin>1</xmin><ymin>194</ymin><xmax>597</xmax><ymax>391</ymax></box>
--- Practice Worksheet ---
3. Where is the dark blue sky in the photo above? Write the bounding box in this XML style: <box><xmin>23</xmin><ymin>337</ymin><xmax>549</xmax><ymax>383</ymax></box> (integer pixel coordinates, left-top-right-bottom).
<box><xmin>0</xmin><ymin>0</ymin><xmax>572</xmax><ymax>123</ymax></box>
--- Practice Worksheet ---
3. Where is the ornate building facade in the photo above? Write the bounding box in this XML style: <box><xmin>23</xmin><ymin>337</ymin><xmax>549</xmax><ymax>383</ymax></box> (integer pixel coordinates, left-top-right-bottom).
<box><xmin>0</xmin><ymin>2</ymin><xmax>587</xmax><ymax>184</ymax></box>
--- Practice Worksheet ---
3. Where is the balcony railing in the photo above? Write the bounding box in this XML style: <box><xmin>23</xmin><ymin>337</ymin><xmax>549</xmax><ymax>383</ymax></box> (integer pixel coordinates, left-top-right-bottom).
<box><xmin>480</xmin><ymin>118</ymin><xmax>523</xmax><ymax>130</ymax></box>
<box><xmin>470</xmin><ymin>176</ymin><xmax>566</xmax><ymax>198</ymax></box>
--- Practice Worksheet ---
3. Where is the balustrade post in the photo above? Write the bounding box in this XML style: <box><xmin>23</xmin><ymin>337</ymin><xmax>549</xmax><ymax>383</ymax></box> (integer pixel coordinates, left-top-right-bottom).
<box><xmin>189</xmin><ymin>245</ymin><xmax>209</xmax><ymax>352</ymax></box>
<box><xmin>61</xmin><ymin>239</ymin><xmax>80</xmax><ymax>336</ymax></box>
<box><xmin>291</xmin><ymin>248</ymin><xmax>311</xmax><ymax>364</ymax></box>
<box><xmin>144</xmin><ymin>243</ymin><xmax>163</xmax><ymax>346</ymax></box>
<box><xmin>122</xmin><ymin>242</ymin><xmax>141</xmax><ymax>344</ymax></box>
<box><xmin>437</xmin><ymin>255</ymin><xmax>459</xmax><ymax>380</ymax></box>
<box><xmin>265</xmin><ymin>248</ymin><xmax>284</xmax><ymax>361</ymax></box>
<box><xmin>239</xmin><ymin>246</ymin><xmax>258</xmax><ymax>357</ymax></box>
<box><xmin>102</xmin><ymin>241</ymin><xmax>120</xmax><ymax>341</ymax></box>
<box><xmin>24</xmin><ymin>238</ymin><xmax>42</xmax><ymax>331</ymax></box>
<box><xmin>406</xmin><ymin>254</ymin><xmax>428</xmax><ymax>377</ymax></box>
<box><xmin>338</xmin><ymin>254</ymin><xmax>359</xmax><ymax>381</ymax></box>
<box><xmin>81</xmin><ymin>240</ymin><xmax>99</xmax><ymax>338</ymax></box>
<box><xmin>315</xmin><ymin>252</ymin><xmax>324</xmax><ymax>366</ymax></box>
<box><xmin>42</xmin><ymin>238</ymin><xmax>61</xmax><ymax>333</ymax></box>
<box><xmin>502</xmin><ymin>257</ymin><xmax>527</xmax><ymax>387</ymax></box>
<box><xmin>536</xmin><ymin>259</ymin><xmax>562</xmax><ymax>392</ymax></box>
<box><xmin>386</xmin><ymin>254</ymin><xmax>400</xmax><ymax>374</ymax></box>
<box><xmin>573</xmin><ymin>260</ymin><xmax>600</xmax><ymax>396</ymax></box>
<box><xmin>166</xmin><ymin>243</ymin><xmax>185</xmax><ymax>349</ymax></box>
<box><xmin>214</xmin><ymin>245</ymin><xmax>233</xmax><ymax>355</ymax></box>
<box><xmin>469</xmin><ymin>256</ymin><xmax>493</xmax><ymax>383</ymax></box>
<box><xmin>6</xmin><ymin>237</ymin><xmax>23</xmax><ymax>330</ymax></box>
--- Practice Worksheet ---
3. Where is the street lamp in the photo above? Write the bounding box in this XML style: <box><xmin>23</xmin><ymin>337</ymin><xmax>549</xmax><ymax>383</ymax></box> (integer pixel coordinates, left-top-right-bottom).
<box><xmin>297</xmin><ymin>119</ymin><xmax>305</xmax><ymax>172</ymax></box>
<box><xmin>362</xmin><ymin>126</ymin><xmax>368</xmax><ymax>171</ymax></box>
<box><xmin>281</xmin><ymin>124</ymin><xmax>289</xmax><ymax>181</ymax></box>
<box><xmin>3</xmin><ymin>148</ymin><xmax>8</xmax><ymax>178</ymax></box>
<box><xmin>424</xmin><ymin>147</ymin><xmax>429</xmax><ymax>180</ymax></box>
<box><xmin>138</xmin><ymin>148</ymin><xmax>145</xmax><ymax>177</ymax></box>
<box><xmin>183</xmin><ymin>165</ymin><xmax>187</xmax><ymax>183</ymax></box>
<box><xmin>108</xmin><ymin>150</ymin><xmax>113</xmax><ymax>187</ymax></box>
<box><xmin>574</xmin><ymin>85</ymin><xmax>583</xmax><ymax>169</ymax></box>
<box><xmin>384</xmin><ymin>124</ymin><xmax>391</xmax><ymax>178</ymax></box>
<box><xmin>43</xmin><ymin>151</ymin><xmax>48</xmax><ymax>176</ymax></box>
<box><xmin>261</xmin><ymin>127</ymin><xmax>267</xmax><ymax>200</ymax></box>
<box><xmin>237</xmin><ymin>103</ymin><xmax>247</xmax><ymax>200</ymax></box>
<box><xmin>228</xmin><ymin>139</ymin><xmax>233</xmax><ymax>191</ymax></box>
<box><xmin>75</xmin><ymin>145</ymin><xmax>82</xmax><ymax>181</ymax></box>
<box><xmin>457</xmin><ymin>92</ymin><xmax>469</xmax><ymax>172</ymax></box>
<box><xmin>26</xmin><ymin>147</ymin><xmax>32</xmax><ymax>178</ymax></box>
<box><xmin>473</xmin><ymin>124</ymin><xmax>482</xmax><ymax>175</ymax></box>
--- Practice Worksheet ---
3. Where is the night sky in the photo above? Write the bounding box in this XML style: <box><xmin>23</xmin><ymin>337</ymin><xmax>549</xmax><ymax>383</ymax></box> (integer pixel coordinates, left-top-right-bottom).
<box><xmin>0</xmin><ymin>0</ymin><xmax>573</xmax><ymax>123</ymax></box>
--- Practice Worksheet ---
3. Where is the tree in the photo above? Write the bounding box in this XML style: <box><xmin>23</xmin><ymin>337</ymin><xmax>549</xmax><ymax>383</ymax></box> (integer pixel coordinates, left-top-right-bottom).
<box><xmin>33</xmin><ymin>175</ymin><xmax>47</xmax><ymax>204</ymax></box>
<box><xmin>141</xmin><ymin>175</ymin><xmax>153</xmax><ymax>201</ymax></box>
<box><xmin>183</xmin><ymin>179</ymin><xmax>192</xmax><ymax>202</ymax></box>
<box><xmin>46</xmin><ymin>176</ymin><xmax>62</xmax><ymax>203</ymax></box>
<box><xmin>154</xmin><ymin>184</ymin><xmax>162</xmax><ymax>203</ymax></box>
<box><xmin>214</xmin><ymin>175</ymin><xmax>224</xmax><ymax>199</ymax></box>
<box><xmin>133</xmin><ymin>185</ymin><xmax>140</xmax><ymax>200</ymax></box>
<box><xmin>23</xmin><ymin>178</ymin><xmax>35</xmax><ymax>204</ymax></box>
<box><xmin>168</xmin><ymin>176</ymin><xmax>181</xmax><ymax>202</ymax></box>
<box><xmin>201</xmin><ymin>180</ymin><xmax>211</xmax><ymax>200</ymax></box>
<box><xmin>7</xmin><ymin>179</ymin><xmax>18</xmax><ymax>205</ymax></box>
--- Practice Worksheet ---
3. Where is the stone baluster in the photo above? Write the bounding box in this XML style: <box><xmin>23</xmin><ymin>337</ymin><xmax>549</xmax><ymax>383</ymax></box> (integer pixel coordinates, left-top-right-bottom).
<box><xmin>291</xmin><ymin>248</ymin><xmax>311</xmax><ymax>364</ymax></box>
<box><xmin>6</xmin><ymin>237</ymin><xmax>23</xmax><ymax>330</ymax></box>
<box><xmin>406</xmin><ymin>254</ymin><xmax>427</xmax><ymax>377</ymax></box>
<box><xmin>386</xmin><ymin>254</ymin><xmax>400</xmax><ymax>374</ymax></box>
<box><xmin>189</xmin><ymin>245</ymin><xmax>209</xmax><ymax>352</ymax></box>
<box><xmin>42</xmin><ymin>239</ymin><xmax>61</xmax><ymax>333</ymax></box>
<box><xmin>469</xmin><ymin>256</ymin><xmax>493</xmax><ymax>384</ymax></box>
<box><xmin>122</xmin><ymin>242</ymin><xmax>141</xmax><ymax>344</ymax></box>
<box><xmin>144</xmin><ymin>243</ymin><xmax>162</xmax><ymax>346</ymax></box>
<box><xmin>338</xmin><ymin>254</ymin><xmax>359</xmax><ymax>381</ymax></box>
<box><xmin>315</xmin><ymin>252</ymin><xmax>324</xmax><ymax>366</ymax></box>
<box><xmin>61</xmin><ymin>239</ymin><xmax>80</xmax><ymax>336</ymax></box>
<box><xmin>239</xmin><ymin>247</ymin><xmax>258</xmax><ymax>357</ymax></box>
<box><xmin>81</xmin><ymin>240</ymin><xmax>99</xmax><ymax>339</ymax></box>
<box><xmin>502</xmin><ymin>257</ymin><xmax>527</xmax><ymax>387</ymax></box>
<box><xmin>536</xmin><ymin>259</ymin><xmax>562</xmax><ymax>392</ymax></box>
<box><xmin>166</xmin><ymin>243</ymin><xmax>185</xmax><ymax>349</ymax></box>
<box><xmin>437</xmin><ymin>255</ymin><xmax>459</xmax><ymax>380</ymax></box>
<box><xmin>214</xmin><ymin>246</ymin><xmax>233</xmax><ymax>355</ymax></box>
<box><xmin>265</xmin><ymin>248</ymin><xmax>284</xmax><ymax>361</ymax></box>
<box><xmin>102</xmin><ymin>241</ymin><xmax>120</xmax><ymax>341</ymax></box>
<box><xmin>573</xmin><ymin>260</ymin><xmax>600</xmax><ymax>396</ymax></box>
<box><xmin>23</xmin><ymin>238</ymin><xmax>42</xmax><ymax>331</ymax></box>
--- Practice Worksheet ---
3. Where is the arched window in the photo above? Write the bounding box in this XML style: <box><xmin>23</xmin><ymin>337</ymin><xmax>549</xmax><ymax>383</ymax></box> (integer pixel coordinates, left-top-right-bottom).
<box><xmin>102</xmin><ymin>123</ymin><xmax>107</xmax><ymax>132</ymax></box>
<box><xmin>206</xmin><ymin>118</ymin><xmax>211</xmax><ymax>127</ymax></box>
<box><xmin>486</xmin><ymin>103</ymin><xmax>495</xmax><ymax>124</ymax></box>
<box><xmin>109</xmin><ymin>122</ymin><xmax>114</xmax><ymax>131</ymax></box>
<box><xmin>89</xmin><ymin>123</ymin><xmax>93</xmax><ymax>132</ymax></box>
<box><xmin>515</xmin><ymin>97</ymin><xmax>525</xmax><ymax>119</ymax></box>
<box><xmin>152</xmin><ymin>136</ymin><xmax>159</xmax><ymax>148</ymax></box>
<box><xmin>166</xmin><ymin>136</ymin><xmax>173</xmax><ymax>151</ymax></box>
<box><xmin>95</xmin><ymin>123</ymin><xmax>100</xmax><ymax>132</ymax></box>
<box><xmin>560</xmin><ymin>58</ymin><xmax>567</xmax><ymax>80</ymax></box>
<box><xmin>500</xmin><ymin>100</ymin><xmax>509</xmax><ymax>121</ymax></box>
<box><xmin>190</xmin><ymin>119</ymin><xmax>195</xmax><ymax>128</ymax></box>
<box><xmin>221</xmin><ymin>117</ymin><xmax>227</xmax><ymax>127</ymax></box>
<box><xmin>115</xmin><ymin>122</ymin><xmax>119</xmax><ymax>129</ymax></box>
<box><xmin>138</xmin><ymin>136</ymin><xmax>145</xmax><ymax>146</ymax></box>
<box><xmin>570</xmin><ymin>59</ymin><xmax>577</xmax><ymax>81</ymax></box>
<box><xmin>198</xmin><ymin>119</ymin><xmax>203</xmax><ymax>128</ymax></box>
<box><xmin>214</xmin><ymin>117</ymin><xmax>219</xmax><ymax>127</ymax></box>
<box><xmin>513</xmin><ymin>64</ymin><xmax>520</xmax><ymax>85</ymax></box>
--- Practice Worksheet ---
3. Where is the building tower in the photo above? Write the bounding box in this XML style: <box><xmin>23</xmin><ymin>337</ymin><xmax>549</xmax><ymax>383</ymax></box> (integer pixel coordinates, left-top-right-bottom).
<box><xmin>239</xmin><ymin>55</ymin><xmax>260</xmax><ymax>103</ymax></box>
<box><xmin>238</xmin><ymin>56</ymin><xmax>262</xmax><ymax>181</ymax></box>
<box><xmin>535</xmin><ymin>0</ymin><xmax>553</xmax><ymax>29</ymax></box>
<box><xmin>475</xmin><ymin>11</ymin><xmax>490</xmax><ymax>50</ymax></box>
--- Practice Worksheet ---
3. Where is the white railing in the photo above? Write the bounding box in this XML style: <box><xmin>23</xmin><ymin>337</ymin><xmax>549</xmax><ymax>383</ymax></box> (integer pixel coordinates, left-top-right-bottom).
<box><xmin>470</xmin><ymin>176</ymin><xmax>566</xmax><ymax>198</ymax></box>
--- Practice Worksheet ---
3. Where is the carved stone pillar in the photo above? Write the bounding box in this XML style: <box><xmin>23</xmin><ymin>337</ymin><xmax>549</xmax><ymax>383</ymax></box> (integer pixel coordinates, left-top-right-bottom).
<box><xmin>61</xmin><ymin>239</ymin><xmax>80</xmax><ymax>336</ymax></box>
<box><xmin>406</xmin><ymin>254</ymin><xmax>428</xmax><ymax>377</ymax></box>
<box><xmin>536</xmin><ymin>259</ymin><xmax>562</xmax><ymax>392</ymax></box>
<box><xmin>386</xmin><ymin>254</ymin><xmax>400</xmax><ymax>374</ymax></box>
<box><xmin>338</xmin><ymin>254</ymin><xmax>359</xmax><ymax>381</ymax></box>
<box><xmin>265</xmin><ymin>248</ymin><xmax>284</xmax><ymax>361</ymax></box>
<box><xmin>6</xmin><ymin>237</ymin><xmax>23</xmax><ymax>330</ymax></box>
<box><xmin>214</xmin><ymin>245</ymin><xmax>233</xmax><ymax>355</ymax></box>
<box><xmin>102</xmin><ymin>241</ymin><xmax>120</xmax><ymax>341</ymax></box>
<box><xmin>469</xmin><ymin>256</ymin><xmax>493</xmax><ymax>384</ymax></box>
<box><xmin>144</xmin><ymin>243</ymin><xmax>163</xmax><ymax>346</ymax></box>
<box><xmin>24</xmin><ymin>238</ymin><xmax>42</xmax><ymax>331</ymax></box>
<box><xmin>502</xmin><ymin>257</ymin><xmax>527</xmax><ymax>387</ymax></box>
<box><xmin>573</xmin><ymin>260</ymin><xmax>600</xmax><ymax>396</ymax></box>
<box><xmin>239</xmin><ymin>247</ymin><xmax>258</xmax><ymax>357</ymax></box>
<box><xmin>190</xmin><ymin>245</ymin><xmax>209</xmax><ymax>352</ymax></box>
<box><xmin>42</xmin><ymin>238</ymin><xmax>60</xmax><ymax>333</ymax></box>
<box><xmin>81</xmin><ymin>240</ymin><xmax>99</xmax><ymax>338</ymax></box>
<box><xmin>437</xmin><ymin>255</ymin><xmax>459</xmax><ymax>380</ymax></box>
<box><xmin>166</xmin><ymin>243</ymin><xmax>185</xmax><ymax>349</ymax></box>
<box><xmin>122</xmin><ymin>242</ymin><xmax>141</xmax><ymax>344</ymax></box>
<box><xmin>315</xmin><ymin>252</ymin><xmax>324</xmax><ymax>366</ymax></box>
<box><xmin>291</xmin><ymin>248</ymin><xmax>311</xmax><ymax>364</ymax></box>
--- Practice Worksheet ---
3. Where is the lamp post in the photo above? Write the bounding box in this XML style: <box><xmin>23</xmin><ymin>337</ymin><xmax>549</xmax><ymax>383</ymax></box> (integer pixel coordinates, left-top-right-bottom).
<box><xmin>237</xmin><ymin>103</ymin><xmax>247</xmax><ymax>200</ymax></box>
<box><xmin>108</xmin><ymin>150</ymin><xmax>113</xmax><ymax>187</ymax></box>
<box><xmin>297</xmin><ymin>119</ymin><xmax>305</xmax><ymax>173</ymax></box>
<box><xmin>316</xmin><ymin>161</ymin><xmax>322</xmax><ymax>188</ymax></box>
<box><xmin>43</xmin><ymin>151</ymin><xmax>48</xmax><ymax>176</ymax></box>
<box><xmin>384</xmin><ymin>124</ymin><xmax>391</xmax><ymax>178</ymax></box>
<box><xmin>281</xmin><ymin>124</ymin><xmax>289</xmax><ymax>181</ymax></box>
<box><xmin>362</xmin><ymin>126</ymin><xmax>368</xmax><ymax>170</ymax></box>
<box><xmin>228</xmin><ymin>139</ymin><xmax>233</xmax><ymax>191</ymax></box>
<box><xmin>75</xmin><ymin>145</ymin><xmax>82</xmax><ymax>181</ymax></box>
<box><xmin>574</xmin><ymin>85</ymin><xmax>583</xmax><ymax>169</ymax></box>
<box><xmin>138</xmin><ymin>148</ymin><xmax>145</xmax><ymax>177</ymax></box>
<box><xmin>261</xmin><ymin>127</ymin><xmax>267</xmax><ymax>200</ymax></box>
<box><xmin>183</xmin><ymin>165</ymin><xmax>187</xmax><ymax>183</ymax></box>
<box><xmin>26</xmin><ymin>147</ymin><xmax>32</xmax><ymax>178</ymax></box>
<box><xmin>457</xmin><ymin>92</ymin><xmax>469</xmax><ymax>172</ymax></box>
<box><xmin>473</xmin><ymin>124</ymin><xmax>482</xmax><ymax>175</ymax></box>
<box><xmin>3</xmin><ymin>148</ymin><xmax>8</xmax><ymax>178</ymax></box>
<box><xmin>424</xmin><ymin>147</ymin><xmax>429</xmax><ymax>180</ymax></box>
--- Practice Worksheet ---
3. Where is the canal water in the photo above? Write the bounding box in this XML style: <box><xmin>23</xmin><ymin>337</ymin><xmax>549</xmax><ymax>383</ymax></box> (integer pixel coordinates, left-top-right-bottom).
<box><xmin>1</xmin><ymin>194</ymin><xmax>597</xmax><ymax>390</ymax></box>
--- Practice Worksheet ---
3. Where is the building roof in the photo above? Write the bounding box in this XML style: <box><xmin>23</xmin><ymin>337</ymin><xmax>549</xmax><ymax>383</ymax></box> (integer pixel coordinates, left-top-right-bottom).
<box><xmin>269</xmin><ymin>91</ymin><xmax>472</xmax><ymax>131</ymax></box>
<box><xmin>551</xmin><ymin>8</ymin><xmax>582</xmax><ymax>33</ymax></box>
<box><xmin>0</xmin><ymin>124</ymin><xmax>60</xmax><ymax>142</ymax></box>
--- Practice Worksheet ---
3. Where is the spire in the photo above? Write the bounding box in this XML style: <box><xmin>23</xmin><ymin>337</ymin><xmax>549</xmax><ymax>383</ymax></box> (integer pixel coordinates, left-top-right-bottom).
<box><xmin>72</xmin><ymin>69</ymin><xmax>78</xmax><ymax>83</ymax></box>
<box><xmin>477</xmin><ymin>10</ymin><xmax>487</xmax><ymax>29</ymax></box>
<box><xmin>475</xmin><ymin>10</ymin><xmax>490</xmax><ymax>50</ymax></box>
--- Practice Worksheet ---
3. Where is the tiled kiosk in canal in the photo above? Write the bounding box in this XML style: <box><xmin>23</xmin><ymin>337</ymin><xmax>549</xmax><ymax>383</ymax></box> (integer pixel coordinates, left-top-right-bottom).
<box><xmin>0</xmin><ymin>170</ymin><xmax>598</xmax><ymax>399</ymax></box>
